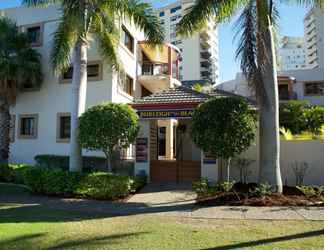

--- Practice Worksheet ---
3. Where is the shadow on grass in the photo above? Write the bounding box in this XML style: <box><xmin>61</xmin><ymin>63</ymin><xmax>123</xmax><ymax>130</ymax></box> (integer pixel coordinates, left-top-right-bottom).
<box><xmin>202</xmin><ymin>229</ymin><xmax>324</xmax><ymax>250</ymax></box>
<box><xmin>0</xmin><ymin>232</ymin><xmax>147</xmax><ymax>250</ymax></box>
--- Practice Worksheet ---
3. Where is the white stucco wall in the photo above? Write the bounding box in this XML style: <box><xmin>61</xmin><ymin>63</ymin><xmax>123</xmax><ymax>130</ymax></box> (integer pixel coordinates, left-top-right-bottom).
<box><xmin>227</xmin><ymin>140</ymin><xmax>324</xmax><ymax>186</ymax></box>
<box><xmin>1</xmin><ymin>6</ymin><xmax>145</xmax><ymax>164</ymax></box>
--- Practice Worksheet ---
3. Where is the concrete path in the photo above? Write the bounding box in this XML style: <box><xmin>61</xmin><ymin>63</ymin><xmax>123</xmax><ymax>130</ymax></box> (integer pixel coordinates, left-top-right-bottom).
<box><xmin>1</xmin><ymin>182</ymin><xmax>324</xmax><ymax>221</ymax></box>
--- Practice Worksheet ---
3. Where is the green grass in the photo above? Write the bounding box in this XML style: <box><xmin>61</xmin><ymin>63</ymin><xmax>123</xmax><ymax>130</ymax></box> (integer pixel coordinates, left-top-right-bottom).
<box><xmin>0</xmin><ymin>184</ymin><xmax>324</xmax><ymax>250</ymax></box>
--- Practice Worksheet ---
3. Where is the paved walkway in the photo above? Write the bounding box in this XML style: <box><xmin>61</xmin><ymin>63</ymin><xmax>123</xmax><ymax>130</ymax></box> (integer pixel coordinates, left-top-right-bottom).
<box><xmin>1</xmin><ymin>182</ymin><xmax>324</xmax><ymax>221</ymax></box>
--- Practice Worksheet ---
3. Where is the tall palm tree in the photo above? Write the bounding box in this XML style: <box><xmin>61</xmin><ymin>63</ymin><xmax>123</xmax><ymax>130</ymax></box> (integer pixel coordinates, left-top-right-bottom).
<box><xmin>0</xmin><ymin>17</ymin><xmax>42</xmax><ymax>164</ymax></box>
<box><xmin>178</xmin><ymin>0</ymin><xmax>323</xmax><ymax>193</ymax></box>
<box><xmin>23</xmin><ymin>0</ymin><xmax>164</xmax><ymax>172</ymax></box>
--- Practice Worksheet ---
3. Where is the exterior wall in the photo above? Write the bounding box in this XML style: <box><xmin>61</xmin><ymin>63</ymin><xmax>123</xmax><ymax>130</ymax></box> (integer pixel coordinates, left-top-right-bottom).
<box><xmin>304</xmin><ymin>7</ymin><xmax>324</xmax><ymax>68</ymax></box>
<box><xmin>157</xmin><ymin>0</ymin><xmax>219</xmax><ymax>84</ymax></box>
<box><xmin>283</xmin><ymin>68</ymin><xmax>324</xmax><ymax>105</ymax></box>
<box><xmin>1</xmin><ymin>6</ymin><xmax>145</xmax><ymax>164</ymax></box>
<box><xmin>219</xmin><ymin>68</ymin><xmax>324</xmax><ymax>105</ymax></box>
<box><xmin>229</xmin><ymin>140</ymin><xmax>324</xmax><ymax>186</ymax></box>
<box><xmin>279</xmin><ymin>36</ymin><xmax>307</xmax><ymax>71</ymax></box>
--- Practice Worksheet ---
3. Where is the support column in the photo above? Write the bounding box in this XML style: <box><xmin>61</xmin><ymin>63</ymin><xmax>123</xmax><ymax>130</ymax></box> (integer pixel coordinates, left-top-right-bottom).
<box><xmin>134</xmin><ymin>120</ymin><xmax>151</xmax><ymax>181</ymax></box>
<box><xmin>201</xmin><ymin>151</ymin><xmax>218</xmax><ymax>182</ymax></box>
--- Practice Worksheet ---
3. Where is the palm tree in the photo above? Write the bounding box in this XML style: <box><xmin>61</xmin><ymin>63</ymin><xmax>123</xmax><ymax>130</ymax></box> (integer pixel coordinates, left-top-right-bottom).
<box><xmin>0</xmin><ymin>17</ymin><xmax>42</xmax><ymax>164</ymax></box>
<box><xmin>22</xmin><ymin>0</ymin><xmax>164</xmax><ymax>172</ymax></box>
<box><xmin>177</xmin><ymin>0</ymin><xmax>322</xmax><ymax>193</ymax></box>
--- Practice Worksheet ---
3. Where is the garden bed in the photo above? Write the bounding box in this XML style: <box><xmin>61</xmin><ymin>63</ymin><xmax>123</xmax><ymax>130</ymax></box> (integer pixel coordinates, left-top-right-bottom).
<box><xmin>196</xmin><ymin>183</ymin><xmax>324</xmax><ymax>207</ymax></box>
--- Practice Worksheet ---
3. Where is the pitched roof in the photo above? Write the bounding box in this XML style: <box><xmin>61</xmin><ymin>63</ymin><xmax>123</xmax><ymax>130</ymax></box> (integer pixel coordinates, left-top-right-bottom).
<box><xmin>133</xmin><ymin>86</ymin><xmax>251</xmax><ymax>105</ymax></box>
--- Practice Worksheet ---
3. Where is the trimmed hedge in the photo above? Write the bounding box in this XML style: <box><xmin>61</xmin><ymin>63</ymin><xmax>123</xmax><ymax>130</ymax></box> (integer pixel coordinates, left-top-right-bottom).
<box><xmin>0</xmin><ymin>164</ymin><xmax>145</xmax><ymax>200</ymax></box>
<box><xmin>0</xmin><ymin>164</ymin><xmax>30</xmax><ymax>184</ymax></box>
<box><xmin>34</xmin><ymin>154</ymin><xmax>134</xmax><ymax>176</ymax></box>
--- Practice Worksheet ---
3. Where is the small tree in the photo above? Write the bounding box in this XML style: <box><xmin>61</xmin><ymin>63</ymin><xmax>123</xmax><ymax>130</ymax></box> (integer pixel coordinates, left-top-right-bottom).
<box><xmin>191</xmin><ymin>97</ymin><xmax>256</xmax><ymax>181</ymax></box>
<box><xmin>78</xmin><ymin>103</ymin><xmax>139</xmax><ymax>172</ymax></box>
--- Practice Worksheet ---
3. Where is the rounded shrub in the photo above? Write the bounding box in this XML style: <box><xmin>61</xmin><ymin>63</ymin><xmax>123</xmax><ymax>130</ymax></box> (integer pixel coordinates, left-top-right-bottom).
<box><xmin>78</xmin><ymin>102</ymin><xmax>139</xmax><ymax>171</ymax></box>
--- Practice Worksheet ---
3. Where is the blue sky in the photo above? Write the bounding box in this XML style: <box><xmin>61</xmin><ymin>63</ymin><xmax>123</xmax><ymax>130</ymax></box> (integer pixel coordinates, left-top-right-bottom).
<box><xmin>0</xmin><ymin>0</ymin><xmax>309</xmax><ymax>82</ymax></box>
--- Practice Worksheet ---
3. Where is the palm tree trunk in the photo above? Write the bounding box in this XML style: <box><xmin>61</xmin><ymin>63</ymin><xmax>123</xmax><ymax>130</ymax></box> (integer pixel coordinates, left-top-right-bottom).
<box><xmin>69</xmin><ymin>39</ymin><xmax>88</xmax><ymax>172</ymax></box>
<box><xmin>258</xmin><ymin>23</ymin><xmax>283</xmax><ymax>193</ymax></box>
<box><xmin>0</xmin><ymin>96</ymin><xmax>10</xmax><ymax>164</ymax></box>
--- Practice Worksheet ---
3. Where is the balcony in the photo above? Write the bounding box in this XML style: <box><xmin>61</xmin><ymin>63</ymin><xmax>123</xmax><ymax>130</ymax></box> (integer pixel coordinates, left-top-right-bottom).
<box><xmin>138</xmin><ymin>42</ymin><xmax>181</xmax><ymax>93</ymax></box>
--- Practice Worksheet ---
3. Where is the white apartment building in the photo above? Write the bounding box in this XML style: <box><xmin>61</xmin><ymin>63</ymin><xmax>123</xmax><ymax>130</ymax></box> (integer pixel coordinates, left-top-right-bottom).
<box><xmin>157</xmin><ymin>0</ymin><xmax>219</xmax><ymax>85</ymax></box>
<box><xmin>304</xmin><ymin>7</ymin><xmax>324</xmax><ymax>68</ymax></box>
<box><xmin>0</xmin><ymin>5</ymin><xmax>182</xmax><ymax>165</ymax></box>
<box><xmin>279</xmin><ymin>36</ymin><xmax>307</xmax><ymax>71</ymax></box>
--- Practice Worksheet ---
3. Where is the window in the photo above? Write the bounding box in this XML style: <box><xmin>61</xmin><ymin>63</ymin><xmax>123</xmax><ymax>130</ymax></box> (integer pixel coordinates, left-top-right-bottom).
<box><xmin>61</xmin><ymin>61</ymin><xmax>102</xmax><ymax>83</ymax></box>
<box><xmin>304</xmin><ymin>82</ymin><xmax>324</xmax><ymax>96</ymax></box>
<box><xmin>25</xmin><ymin>24</ymin><xmax>43</xmax><ymax>47</ymax></box>
<box><xmin>57</xmin><ymin>113</ymin><xmax>71</xmax><ymax>142</ymax></box>
<box><xmin>18</xmin><ymin>114</ymin><xmax>38</xmax><ymax>139</ymax></box>
<box><xmin>170</xmin><ymin>6</ymin><xmax>181</xmax><ymax>13</ymax></box>
<box><xmin>119</xmin><ymin>72</ymin><xmax>134</xmax><ymax>97</ymax></box>
<box><xmin>159</xmin><ymin>11</ymin><xmax>165</xmax><ymax>17</ymax></box>
<box><xmin>122</xmin><ymin>26</ymin><xmax>134</xmax><ymax>54</ymax></box>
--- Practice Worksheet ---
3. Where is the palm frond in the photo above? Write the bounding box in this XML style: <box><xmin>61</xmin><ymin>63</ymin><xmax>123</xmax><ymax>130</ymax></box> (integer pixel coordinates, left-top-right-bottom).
<box><xmin>21</xmin><ymin>0</ymin><xmax>59</xmax><ymax>7</ymax></box>
<box><xmin>177</xmin><ymin>0</ymin><xmax>248</xmax><ymax>37</ymax></box>
<box><xmin>91</xmin><ymin>11</ymin><xmax>120</xmax><ymax>71</ymax></box>
<box><xmin>50</xmin><ymin>12</ymin><xmax>78</xmax><ymax>75</ymax></box>
<box><xmin>104</xmin><ymin>0</ymin><xmax>164</xmax><ymax>45</ymax></box>
<box><xmin>235</xmin><ymin>1</ymin><xmax>259</xmax><ymax>88</ymax></box>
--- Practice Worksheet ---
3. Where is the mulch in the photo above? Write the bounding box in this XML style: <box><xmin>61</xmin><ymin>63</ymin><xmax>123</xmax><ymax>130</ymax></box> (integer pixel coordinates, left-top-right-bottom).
<box><xmin>196</xmin><ymin>183</ymin><xmax>324</xmax><ymax>207</ymax></box>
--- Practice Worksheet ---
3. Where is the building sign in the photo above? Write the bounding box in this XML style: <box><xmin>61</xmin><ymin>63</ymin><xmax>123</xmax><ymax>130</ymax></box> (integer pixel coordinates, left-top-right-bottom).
<box><xmin>138</xmin><ymin>109</ymin><xmax>194</xmax><ymax>119</ymax></box>
<box><xmin>136</xmin><ymin>138</ymin><xmax>148</xmax><ymax>163</ymax></box>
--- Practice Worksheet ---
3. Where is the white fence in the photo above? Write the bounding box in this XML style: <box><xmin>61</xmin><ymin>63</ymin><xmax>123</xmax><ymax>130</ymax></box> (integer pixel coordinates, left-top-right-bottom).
<box><xmin>224</xmin><ymin>140</ymin><xmax>324</xmax><ymax>186</ymax></box>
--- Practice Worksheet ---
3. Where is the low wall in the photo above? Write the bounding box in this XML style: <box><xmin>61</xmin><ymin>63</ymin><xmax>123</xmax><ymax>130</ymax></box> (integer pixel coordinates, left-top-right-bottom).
<box><xmin>223</xmin><ymin>140</ymin><xmax>324</xmax><ymax>186</ymax></box>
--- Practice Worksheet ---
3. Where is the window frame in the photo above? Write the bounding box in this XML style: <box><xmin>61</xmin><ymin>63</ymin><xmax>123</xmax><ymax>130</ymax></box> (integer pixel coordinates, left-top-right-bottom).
<box><xmin>23</xmin><ymin>23</ymin><xmax>44</xmax><ymax>47</ymax></box>
<box><xmin>118</xmin><ymin>72</ymin><xmax>134</xmax><ymax>98</ymax></box>
<box><xmin>56</xmin><ymin>113</ymin><xmax>71</xmax><ymax>143</ymax></box>
<box><xmin>304</xmin><ymin>81</ymin><xmax>324</xmax><ymax>96</ymax></box>
<box><xmin>122</xmin><ymin>25</ymin><xmax>134</xmax><ymax>54</ymax></box>
<box><xmin>18</xmin><ymin>114</ymin><xmax>38</xmax><ymax>139</ymax></box>
<box><xmin>59</xmin><ymin>61</ymin><xmax>103</xmax><ymax>84</ymax></box>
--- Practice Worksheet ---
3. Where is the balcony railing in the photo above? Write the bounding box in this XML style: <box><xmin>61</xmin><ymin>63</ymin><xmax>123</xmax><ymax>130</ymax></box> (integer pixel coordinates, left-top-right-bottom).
<box><xmin>141</xmin><ymin>63</ymin><xmax>169</xmax><ymax>76</ymax></box>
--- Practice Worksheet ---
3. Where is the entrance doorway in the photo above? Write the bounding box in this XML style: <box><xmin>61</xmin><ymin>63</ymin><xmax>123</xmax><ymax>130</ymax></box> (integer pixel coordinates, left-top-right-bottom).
<box><xmin>150</xmin><ymin>120</ymin><xmax>201</xmax><ymax>182</ymax></box>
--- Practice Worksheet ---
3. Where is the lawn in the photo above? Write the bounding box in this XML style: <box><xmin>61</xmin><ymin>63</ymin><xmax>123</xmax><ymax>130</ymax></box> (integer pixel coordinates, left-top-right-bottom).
<box><xmin>0</xmin><ymin>184</ymin><xmax>324</xmax><ymax>250</ymax></box>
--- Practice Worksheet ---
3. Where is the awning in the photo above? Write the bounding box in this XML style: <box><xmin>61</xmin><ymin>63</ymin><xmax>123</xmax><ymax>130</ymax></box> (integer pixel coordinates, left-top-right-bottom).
<box><xmin>139</xmin><ymin>42</ymin><xmax>179</xmax><ymax>64</ymax></box>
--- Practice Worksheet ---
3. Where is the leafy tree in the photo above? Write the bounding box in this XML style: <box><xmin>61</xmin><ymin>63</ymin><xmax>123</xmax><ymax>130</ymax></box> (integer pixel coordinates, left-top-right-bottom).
<box><xmin>23</xmin><ymin>0</ymin><xmax>164</xmax><ymax>172</ymax></box>
<box><xmin>0</xmin><ymin>17</ymin><xmax>42</xmax><ymax>163</ymax></box>
<box><xmin>177</xmin><ymin>0</ymin><xmax>322</xmax><ymax>193</ymax></box>
<box><xmin>279</xmin><ymin>100</ymin><xmax>309</xmax><ymax>134</ymax></box>
<box><xmin>304</xmin><ymin>106</ymin><xmax>324</xmax><ymax>135</ymax></box>
<box><xmin>191</xmin><ymin>97</ymin><xmax>256</xmax><ymax>181</ymax></box>
<box><xmin>78</xmin><ymin>102</ymin><xmax>139</xmax><ymax>172</ymax></box>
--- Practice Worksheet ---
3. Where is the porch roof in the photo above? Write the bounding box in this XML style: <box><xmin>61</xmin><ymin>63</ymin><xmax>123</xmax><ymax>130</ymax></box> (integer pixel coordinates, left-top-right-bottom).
<box><xmin>132</xmin><ymin>86</ymin><xmax>254</xmax><ymax>110</ymax></box>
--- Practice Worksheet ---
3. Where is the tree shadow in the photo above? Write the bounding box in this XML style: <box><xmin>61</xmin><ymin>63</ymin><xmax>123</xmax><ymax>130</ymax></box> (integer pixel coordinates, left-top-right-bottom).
<box><xmin>45</xmin><ymin>232</ymin><xmax>148</xmax><ymax>250</ymax></box>
<box><xmin>0</xmin><ymin>232</ymin><xmax>148</xmax><ymax>250</ymax></box>
<box><xmin>202</xmin><ymin>229</ymin><xmax>324</xmax><ymax>250</ymax></box>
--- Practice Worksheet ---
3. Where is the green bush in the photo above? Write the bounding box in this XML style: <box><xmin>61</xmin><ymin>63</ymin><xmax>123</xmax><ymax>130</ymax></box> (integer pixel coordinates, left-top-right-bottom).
<box><xmin>0</xmin><ymin>164</ymin><xmax>30</xmax><ymax>184</ymax></box>
<box><xmin>0</xmin><ymin>163</ymin><xmax>144</xmax><ymax>200</ymax></box>
<box><xmin>217</xmin><ymin>181</ymin><xmax>235</xmax><ymax>193</ymax></box>
<box><xmin>249</xmin><ymin>183</ymin><xmax>273</xmax><ymax>197</ymax></box>
<box><xmin>75</xmin><ymin>172</ymin><xmax>135</xmax><ymax>200</ymax></box>
<box><xmin>304</xmin><ymin>106</ymin><xmax>324</xmax><ymax>134</ymax></box>
<box><xmin>279</xmin><ymin>101</ymin><xmax>308</xmax><ymax>134</ymax></box>
<box><xmin>34</xmin><ymin>155</ymin><xmax>107</xmax><ymax>172</ymax></box>
<box><xmin>297</xmin><ymin>186</ymin><xmax>324</xmax><ymax>198</ymax></box>
<box><xmin>192</xmin><ymin>179</ymin><xmax>235</xmax><ymax>197</ymax></box>
<box><xmin>23</xmin><ymin>167</ymin><xmax>83</xmax><ymax>195</ymax></box>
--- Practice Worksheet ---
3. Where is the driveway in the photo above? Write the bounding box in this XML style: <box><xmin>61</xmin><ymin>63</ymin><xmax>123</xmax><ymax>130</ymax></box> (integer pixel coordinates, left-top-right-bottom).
<box><xmin>127</xmin><ymin>182</ymin><xmax>196</xmax><ymax>207</ymax></box>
